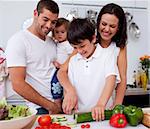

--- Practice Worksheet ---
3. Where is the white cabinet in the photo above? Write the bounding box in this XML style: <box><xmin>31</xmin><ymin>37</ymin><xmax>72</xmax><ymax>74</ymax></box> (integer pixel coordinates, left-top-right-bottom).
<box><xmin>135</xmin><ymin>0</ymin><xmax>148</xmax><ymax>8</ymax></box>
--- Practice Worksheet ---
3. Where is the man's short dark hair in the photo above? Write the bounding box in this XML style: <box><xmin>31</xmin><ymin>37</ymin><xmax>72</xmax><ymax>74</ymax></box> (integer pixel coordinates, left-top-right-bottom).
<box><xmin>36</xmin><ymin>0</ymin><xmax>59</xmax><ymax>15</ymax></box>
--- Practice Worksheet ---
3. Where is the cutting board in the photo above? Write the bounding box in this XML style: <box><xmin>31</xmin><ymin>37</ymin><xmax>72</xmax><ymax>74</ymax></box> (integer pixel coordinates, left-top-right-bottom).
<box><xmin>31</xmin><ymin>114</ymin><xmax>148</xmax><ymax>129</ymax></box>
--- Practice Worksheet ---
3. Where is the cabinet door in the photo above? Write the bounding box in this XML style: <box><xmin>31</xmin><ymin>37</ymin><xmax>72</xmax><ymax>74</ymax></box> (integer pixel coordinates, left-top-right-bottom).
<box><xmin>123</xmin><ymin>94</ymin><xmax>150</xmax><ymax>108</ymax></box>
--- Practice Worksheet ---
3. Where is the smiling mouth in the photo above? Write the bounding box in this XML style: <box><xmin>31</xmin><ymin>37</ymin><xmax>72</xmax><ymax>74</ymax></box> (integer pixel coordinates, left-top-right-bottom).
<box><xmin>102</xmin><ymin>32</ymin><xmax>110</xmax><ymax>36</ymax></box>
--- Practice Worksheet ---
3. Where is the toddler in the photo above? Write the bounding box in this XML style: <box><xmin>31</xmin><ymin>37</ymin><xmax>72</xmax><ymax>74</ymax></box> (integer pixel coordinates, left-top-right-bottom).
<box><xmin>51</xmin><ymin>18</ymin><xmax>73</xmax><ymax>108</ymax></box>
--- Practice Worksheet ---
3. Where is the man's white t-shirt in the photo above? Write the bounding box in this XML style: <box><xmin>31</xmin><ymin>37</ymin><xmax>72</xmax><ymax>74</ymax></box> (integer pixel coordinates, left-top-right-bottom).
<box><xmin>5</xmin><ymin>30</ymin><xmax>57</xmax><ymax>108</ymax></box>
<box><xmin>68</xmin><ymin>43</ymin><xmax>120</xmax><ymax>112</ymax></box>
<box><xmin>56</xmin><ymin>40</ymin><xmax>73</xmax><ymax>64</ymax></box>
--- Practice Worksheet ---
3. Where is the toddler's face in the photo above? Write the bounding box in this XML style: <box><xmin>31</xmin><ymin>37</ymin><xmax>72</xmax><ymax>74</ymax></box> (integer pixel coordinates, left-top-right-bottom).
<box><xmin>54</xmin><ymin>25</ymin><xmax>67</xmax><ymax>42</ymax></box>
<box><xmin>72</xmin><ymin>39</ymin><xmax>96</xmax><ymax>59</ymax></box>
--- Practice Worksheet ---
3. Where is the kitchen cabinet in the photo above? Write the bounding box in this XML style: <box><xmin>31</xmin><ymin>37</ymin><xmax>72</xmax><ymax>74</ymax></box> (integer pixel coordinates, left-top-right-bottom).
<box><xmin>123</xmin><ymin>88</ymin><xmax>150</xmax><ymax>108</ymax></box>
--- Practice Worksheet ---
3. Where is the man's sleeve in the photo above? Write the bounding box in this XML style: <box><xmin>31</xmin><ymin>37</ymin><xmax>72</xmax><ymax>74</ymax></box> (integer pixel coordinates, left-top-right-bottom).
<box><xmin>5</xmin><ymin>35</ymin><xmax>26</xmax><ymax>67</ymax></box>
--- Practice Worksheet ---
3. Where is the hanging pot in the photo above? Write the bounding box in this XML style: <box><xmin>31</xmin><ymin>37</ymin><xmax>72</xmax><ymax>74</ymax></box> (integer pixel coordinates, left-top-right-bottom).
<box><xmin>129</xmin><ymin>22</ymin><xmax>141</xmax><ymax>38</ymax></box>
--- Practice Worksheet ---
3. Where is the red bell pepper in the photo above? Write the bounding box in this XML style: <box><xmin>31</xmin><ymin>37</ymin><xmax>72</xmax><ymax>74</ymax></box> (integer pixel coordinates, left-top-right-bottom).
<box><xmin>109</xmin><ymin>113</ymin><xmax>127</xmax><ymax>128</ymax></box>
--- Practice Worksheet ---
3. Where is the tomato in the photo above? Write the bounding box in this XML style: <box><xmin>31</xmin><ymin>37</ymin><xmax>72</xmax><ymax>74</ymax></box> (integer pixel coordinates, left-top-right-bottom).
<box><xmin>85</xmin><ymin>123</ymin><xmax>90</xmax><ymax>128</ymax></box>
<box><xmin>81</xmin><ymin>124</ymin><xmax>91</xmax><ymax>128</ymax></box>
<box><xmin>60</xmin><ymin>125</ymin><xmax>71</xmax><ymax>129</ymax></box>
<box><xmin>41</xmin><ymin>126</ymin><xmax>51</xmax><ymax>129</ymax></box>
<box><xmin>49</xmin><ymin>123</ymin><xmax>61</xmax><ymax>129</ymax></box>
<box><xmin>81</xmin><ymin>124</ymin><xmax>86</xmax><ymax>128</ymax></box>
<box><xmin>38</xmin><ymin>115</ymin><xmax>52</xmax><ymax>126</ymax></box>
<box><xmin>35</xmin><ymin>127</ymin><xmax>42</xmax><ymax>129</ymax></box>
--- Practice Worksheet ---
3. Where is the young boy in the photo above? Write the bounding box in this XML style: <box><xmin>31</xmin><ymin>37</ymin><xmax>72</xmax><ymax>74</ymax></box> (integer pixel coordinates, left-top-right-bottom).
<box><xmin>66</xmin><ymin>18</ymin><xmax>120</xmax><ymax>120</ymax></box>
<box><xmin>51</xmin><ymin>18</ymin><xmax>73</xmax><ymax>108</ymax></box>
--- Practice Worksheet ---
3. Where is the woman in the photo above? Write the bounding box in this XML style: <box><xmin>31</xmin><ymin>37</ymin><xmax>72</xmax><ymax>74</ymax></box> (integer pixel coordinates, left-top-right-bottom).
<box><xmin>96</xmin><ymin>3</ymin><xmax>127</xmax><ymax>108</ymax></box>
<box><xmin>58</xmin><ymin>3</ymin><xmax>127</xmax><ymax>115</ymax></box>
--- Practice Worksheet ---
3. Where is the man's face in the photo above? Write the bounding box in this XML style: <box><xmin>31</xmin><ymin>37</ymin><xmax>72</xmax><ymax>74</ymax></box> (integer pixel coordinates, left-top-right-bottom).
<box><xmin>34</xmin><ymin>8</ymin><xmax>58</xmax><ymax>39</ymax></box>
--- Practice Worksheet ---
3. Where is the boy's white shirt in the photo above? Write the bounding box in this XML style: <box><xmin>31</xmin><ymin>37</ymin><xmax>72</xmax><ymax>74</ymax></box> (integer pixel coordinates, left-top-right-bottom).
<box><xmin>68</xmin><ymin>43</ymin><xmax>120</xmax><ymax>112</ymax></box>
<box><xmin>56</xmin><ymin>40</ymin><xmax>74</xmax><ymax>64</ymax></box>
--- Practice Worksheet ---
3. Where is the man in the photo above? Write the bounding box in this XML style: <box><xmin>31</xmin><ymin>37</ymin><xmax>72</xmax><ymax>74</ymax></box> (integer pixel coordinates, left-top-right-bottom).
<box><xmin>5</xmin><ymin>0</ymin><xmax>61</xmax><ymax>114</ymax></box>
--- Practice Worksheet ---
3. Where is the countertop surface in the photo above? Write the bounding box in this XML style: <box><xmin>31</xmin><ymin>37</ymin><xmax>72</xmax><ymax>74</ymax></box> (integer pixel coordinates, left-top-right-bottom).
<box><xmin>125</xmin><ymin>87</ymin><xmax>150</xmax><ymax>95</ymax></box>
<box><xmin>29</xmin><ymin>114</ymin><xmax>148</xmax><ymax>129</ymax></box>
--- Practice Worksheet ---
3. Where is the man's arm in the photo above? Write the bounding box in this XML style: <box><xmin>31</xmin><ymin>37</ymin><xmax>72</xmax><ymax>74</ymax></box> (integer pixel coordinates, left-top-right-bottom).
<box><xmin>8</xmin><ymin>67</ymin><xmax>61</xmax><ymax>114</ymax></box>
<box><xmin>114</xmin><ymin>46</ymin><xmax>127</xmax><ymax>106</ymax></box>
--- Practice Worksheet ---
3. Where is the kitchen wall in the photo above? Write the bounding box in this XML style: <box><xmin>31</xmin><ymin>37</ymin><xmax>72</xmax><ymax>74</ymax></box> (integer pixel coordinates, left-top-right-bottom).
<box><xmin>148</xmin><ymin>0</ymin><xmax>150</xmax><ymax>54</ymax></box>
<box><xmin>0</xmin><ymin>0</ymin><xmax>149</xmax><ymax>97</ymax></box>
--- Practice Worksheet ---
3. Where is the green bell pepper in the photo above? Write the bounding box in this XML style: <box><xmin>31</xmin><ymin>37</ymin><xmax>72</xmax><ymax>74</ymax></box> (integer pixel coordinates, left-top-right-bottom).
<box><xmin>112</xmin><ymin>104</ymin><xmax>125</xmax><ymax>115</ymax></box>
<box><xmin>123</xmin><ymin>105</ymin><xmax>143</xmax><ymax>126</ymax></box>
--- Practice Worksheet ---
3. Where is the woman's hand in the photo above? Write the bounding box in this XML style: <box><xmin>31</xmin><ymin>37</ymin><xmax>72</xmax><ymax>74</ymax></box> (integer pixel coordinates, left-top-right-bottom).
<box><xmin>62</xmin><ymin>87</ymin><xmax>78</xmax><ymax>114</ymax></box>
<box><xmin>91</xmin><ymin>104</ymin><xmax>105</xmax><ymax>121</ymax></box>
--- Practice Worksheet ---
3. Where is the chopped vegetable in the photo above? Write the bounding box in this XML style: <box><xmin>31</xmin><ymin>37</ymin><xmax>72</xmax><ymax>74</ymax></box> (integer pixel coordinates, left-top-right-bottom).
<box><xmin>66</xmin><ymin>121</ymin><xmax>77</xmax><ymax>128</ymax></box>
<box><xmin>109</xmin><ymin>113</ymin><xmax>127</xmax><ymax>128</ymax></box>
<box><xmin>0</xmin><ymin>98</ymin><xmax>31</xmax><ymax>120</ymax></box>
<box><xmin>52</xmin><ymin>115</ymin><xmax>67</xmax><ymax>124</ymax></box>
<box><xmin>0</xmin><ymin>107</ymin><xmax>8</xmax><ymax>120</ymax></box>
<box><xmin>123</xmin><ymin>105</ymin><xmax>144</xmax><ymax>126</ymax></box>
<box><xmin>7</xmin><ymin>105</ymin><xmax>31</xmax><ymax>119</ymax></box>
<box><xmin>0</xmin><ymin>98</ymin><xmax>7</xmax><ymax>109</ymax></box>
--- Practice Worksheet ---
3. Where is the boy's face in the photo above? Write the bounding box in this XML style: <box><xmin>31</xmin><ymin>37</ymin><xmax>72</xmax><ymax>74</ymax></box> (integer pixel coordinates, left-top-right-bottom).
<box><xmin>54</xmin><ymin>25</ymin><xmax>67</xmax><ymax>42</ymax></box>
<box><xmin>72</xmin><ymin>39</ymin><xmax>96</xmax><ymax>59</ymax></box>
<box><xmin>34</xmin><ymin>8</ymin><xmax>58</xmax><ymax>38</ymax></box>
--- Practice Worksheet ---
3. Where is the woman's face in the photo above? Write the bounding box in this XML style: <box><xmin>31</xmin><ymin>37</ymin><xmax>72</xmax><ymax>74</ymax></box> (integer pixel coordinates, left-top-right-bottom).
<box><xmin>99</xmin><ymin>13</ymin><xmax>119</xmax><ymax>43</ymax></box>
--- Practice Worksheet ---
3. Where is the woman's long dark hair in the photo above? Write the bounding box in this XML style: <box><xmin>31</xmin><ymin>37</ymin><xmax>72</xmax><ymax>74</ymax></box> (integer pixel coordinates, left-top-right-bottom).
<box><xmin>97</xmin><ymin>3</ymin><xmax>127</xmax><ymax>48</ymax></box>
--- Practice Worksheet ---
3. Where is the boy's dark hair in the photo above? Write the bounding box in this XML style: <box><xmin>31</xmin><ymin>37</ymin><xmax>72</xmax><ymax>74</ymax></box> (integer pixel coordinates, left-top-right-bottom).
<box><xmin>52</xmin><ymin>18</ymin><xmax>69</xmax><ymax>37</ymax></box>
<box><xmin>67</xmin><ymin>18</ymin><xmax>95</xmax><ymax>45</ymax></box>
<box><xmin>97</xmin><ymin>3</ymin><xmax>127</xmax><ymax>48</ymax></box>
<box><xmin>36</xmin><ymin>0</ymin><xmax>59</xmax><ymax>15</ymax></box>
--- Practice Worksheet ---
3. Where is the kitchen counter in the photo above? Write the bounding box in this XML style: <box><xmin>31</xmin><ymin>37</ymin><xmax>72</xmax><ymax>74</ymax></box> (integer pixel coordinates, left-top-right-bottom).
<box><xmin>27</xmin><ymin>115</ymin><xmax>148</xmax><ymax>129</ymax></box>
<box><xmin>125</xmin><ymin>87</ymin><xmax>150</xmax><ymax>96</ymax></box>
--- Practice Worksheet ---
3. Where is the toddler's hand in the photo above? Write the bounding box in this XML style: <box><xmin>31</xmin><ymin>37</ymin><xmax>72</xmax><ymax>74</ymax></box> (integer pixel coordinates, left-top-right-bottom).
<box><xmin>53</xmin><ymin>61</ymin><xmax>61</xmax><ymax>68</ymax></box>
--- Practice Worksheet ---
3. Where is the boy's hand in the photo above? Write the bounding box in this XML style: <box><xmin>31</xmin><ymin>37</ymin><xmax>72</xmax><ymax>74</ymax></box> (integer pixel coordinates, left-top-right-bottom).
<box><xmin>62</xmin><ymin>87</ymin><xmax>78</xmax><ymax>114</ymax></box>
<box><xmin>91</xmin><ymin>104</ymin><xmax>105</xmax><ymax>121</ymax></box>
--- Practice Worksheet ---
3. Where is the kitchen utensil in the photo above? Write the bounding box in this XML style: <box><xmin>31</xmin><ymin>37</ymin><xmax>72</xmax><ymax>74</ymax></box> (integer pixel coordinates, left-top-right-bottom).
<box><xmin>129</xmin><ymin>22</ymin><xmax>141</xmax><ymax>38</ymax></box>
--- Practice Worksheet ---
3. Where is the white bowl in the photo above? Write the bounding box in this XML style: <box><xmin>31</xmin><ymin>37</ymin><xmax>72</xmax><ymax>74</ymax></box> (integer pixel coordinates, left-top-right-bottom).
<box><xmin>0</xmin><ymin>108</ymin><xmax>37</xmax><ymax>129</ymax></box>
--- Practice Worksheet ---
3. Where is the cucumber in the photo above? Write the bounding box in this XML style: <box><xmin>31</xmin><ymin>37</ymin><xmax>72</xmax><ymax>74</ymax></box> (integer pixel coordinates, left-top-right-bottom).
<box><xmin>74</xmin><ymin>109</ymin><xmax>112</xmax><ymax>123</ymax></box>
